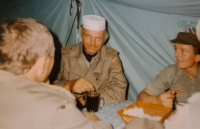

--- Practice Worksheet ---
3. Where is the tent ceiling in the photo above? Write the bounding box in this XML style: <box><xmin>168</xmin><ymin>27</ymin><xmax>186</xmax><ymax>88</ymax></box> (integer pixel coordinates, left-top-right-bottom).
<box><xmin>107</xmin><ymin>0</ymin><xmax>200</xmax><ymax>17</ymax></box>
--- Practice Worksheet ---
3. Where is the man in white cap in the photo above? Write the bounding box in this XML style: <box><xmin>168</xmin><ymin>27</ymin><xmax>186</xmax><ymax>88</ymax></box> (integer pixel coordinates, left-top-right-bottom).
<box><xmin>54</xmin><ymin>15</ymin><xmax>127</xmax><ymax>104</ymax></box>
<box><xmin>0</xmin><ymin>18</ymin><xmax>112</xmax><ymax>129</ymax></box>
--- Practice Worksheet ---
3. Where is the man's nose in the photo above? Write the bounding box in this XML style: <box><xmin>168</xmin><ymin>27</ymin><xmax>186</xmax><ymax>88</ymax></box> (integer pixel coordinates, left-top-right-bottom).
<box><xmin>91</xmin><ymin>38</ymin><xmax>95</xmax><ymax>45</ymax></box>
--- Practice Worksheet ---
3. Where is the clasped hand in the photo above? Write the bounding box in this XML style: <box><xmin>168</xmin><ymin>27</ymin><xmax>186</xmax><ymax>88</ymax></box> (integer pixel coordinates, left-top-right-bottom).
<box><xmin>157</xmin><ymin>91</ymin><xmax>175</xmax><ymax>108</ymax></box>
<box><xmin>64</xmin><ymin>78</ymin><xmax>94</xmax><ymax>93</ymax></box>
<box><xmin>64</xmin><ymin>78</ymin><xmax>95</xmax><ymax>106</ymax></box>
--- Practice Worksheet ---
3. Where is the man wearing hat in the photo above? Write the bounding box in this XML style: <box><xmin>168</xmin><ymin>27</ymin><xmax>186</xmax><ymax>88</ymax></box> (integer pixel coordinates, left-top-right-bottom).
<box><xmin>54</xmin><ymin>15</ymin><xmax>127</xmax><ymax>104</ymax></box>
<box><xmin>124</xmin><ymin>22</ymin><xmax>200</xmax><ymax>129</ymax></box>
<box><xmin>137</xmin><ymin>31</ymin><xmax>200</xmax><ymax>108</ymax></box>
<box><xmin>164</xmin><ymin>21</ymin><xmax>200</xmax><ymax>129</ymax></box>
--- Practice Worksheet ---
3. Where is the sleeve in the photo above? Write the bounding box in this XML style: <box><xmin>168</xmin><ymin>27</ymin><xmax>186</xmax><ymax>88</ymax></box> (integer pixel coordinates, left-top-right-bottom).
<box><xmin>146</xmin><ymin>67</ymin><xmax>172</xmax><ymax>96</ymax></box>
<box><xmin>50</xmin><ymin>100</ymin><xmax>113</xmax><ymax>129</ymax></box>
<box><xmin>97</xmin><ymin>55</ymin><xmax>128</xmax><ymax>104</ymax></box>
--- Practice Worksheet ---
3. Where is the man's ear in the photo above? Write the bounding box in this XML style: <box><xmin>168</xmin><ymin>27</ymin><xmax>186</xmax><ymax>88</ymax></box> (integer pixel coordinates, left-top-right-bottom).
<box><xmin>196</xmin><ymin>54</ymin><xmax>200</xmax><ymax>62</ymax></box>
<box><xmin>38</xmin><ymin>55</ymin><xmax>48</xmax><ymax>74</ymax></box>
<box><xmin>24</xmin><ymin>55</ymin><xmax>48</xmax><ymax>82</ymax></box>
<box><xmin>103</xmin><ymin>30</ymin><xmax>108</xmax><ymax>43</ymax></box>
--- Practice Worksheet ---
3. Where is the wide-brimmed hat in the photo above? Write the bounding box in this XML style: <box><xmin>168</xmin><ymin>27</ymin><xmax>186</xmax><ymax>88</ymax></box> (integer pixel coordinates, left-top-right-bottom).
<box><xmin>170</xmin><ymin>32</ymin><xmax>200</xmax><ymax>51</ymax></box>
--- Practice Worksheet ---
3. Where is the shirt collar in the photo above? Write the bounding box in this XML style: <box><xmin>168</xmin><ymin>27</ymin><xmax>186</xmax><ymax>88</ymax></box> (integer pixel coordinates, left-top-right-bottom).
<box><xmin>176</xmin><ymin>64</ymin><xmax>200</xmax><ymax>79</ymax></box>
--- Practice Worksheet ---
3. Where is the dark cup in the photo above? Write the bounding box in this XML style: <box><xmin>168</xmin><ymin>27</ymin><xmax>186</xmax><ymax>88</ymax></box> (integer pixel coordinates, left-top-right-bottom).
<box><xmin>86</xmin><ymin>92</ymin><xmax>104</xmax><ymax>112</ymax></box>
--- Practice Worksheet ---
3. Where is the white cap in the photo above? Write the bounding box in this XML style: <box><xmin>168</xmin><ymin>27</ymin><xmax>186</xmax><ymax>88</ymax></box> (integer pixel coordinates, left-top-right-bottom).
<box><xmin>82</xmin><ymin>15</ymin><xmax>106</xmax><ymax>31</ymax></box>
<box><xmin>196</xmin><ymin>20</ymin><xmax>200</xmax><ymax>41</ymax></box>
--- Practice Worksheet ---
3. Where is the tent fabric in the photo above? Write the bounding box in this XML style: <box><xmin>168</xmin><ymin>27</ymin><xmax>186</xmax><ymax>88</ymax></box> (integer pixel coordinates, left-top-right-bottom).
<box><xmin>0</xmin><ymin>0</ymin><xmax>78</xmax><ymax>46</ymax></box>
<box><xmin>80</xmin><ymin>0</ymin><xmax>199</xmax><ymax>100</ymax></box>
<box><xmin>107</xmin><ymin>0</ymin><xmax>200</xmax><ymax>17</ymax></box>
<box><xmin>0</xmin><ymin>0</ymin><xmax>200</xmax><ymax>101</ymax></box>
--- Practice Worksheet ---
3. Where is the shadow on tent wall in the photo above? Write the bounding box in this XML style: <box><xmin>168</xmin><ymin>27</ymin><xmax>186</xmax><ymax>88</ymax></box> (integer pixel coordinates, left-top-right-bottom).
<box><xmin>49</xmin><ymin>31</ymin><xmax>62</xmax><ymax>84</ymax></box>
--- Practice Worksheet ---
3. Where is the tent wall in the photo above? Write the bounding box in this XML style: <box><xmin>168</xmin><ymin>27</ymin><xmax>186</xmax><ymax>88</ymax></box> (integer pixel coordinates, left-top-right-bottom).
<box><xmin>80</xmin><ymin>0</ymin><xmax>199</xmax><ymax>101</ymax></box>
<box><xmin>106</xmin><ymin>0</ymin><xmax>200</xmax><ymax>17</ymax></box>
<box><xmin>0</xmin><ymin>0</ymin><xmax>200</xmax><ymax>101</ymax></box>
<box><xmin>0</xmin><ymin>0</ymin><xmax>78</xmax><ymax>46</ymax></box>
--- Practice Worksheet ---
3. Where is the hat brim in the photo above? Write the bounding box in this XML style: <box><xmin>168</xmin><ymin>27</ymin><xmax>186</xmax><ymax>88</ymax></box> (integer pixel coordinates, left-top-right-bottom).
<box><xmin>170</xmin><ymin>39</ymin><xmax>177</xmax><ymax>43</ymax></box>
<box><xmin>170</xmin><ymin>39</ymin><xmax>191</xmax><ymax>45</ymax></box>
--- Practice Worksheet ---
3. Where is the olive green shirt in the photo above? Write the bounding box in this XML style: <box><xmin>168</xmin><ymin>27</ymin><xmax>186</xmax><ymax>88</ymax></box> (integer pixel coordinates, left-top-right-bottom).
<box><xmin>54</xmin><ymin>43</ymin><xmax>127</xmax><ymax>104</ymax></box>
<box><xmin>146</xmin><ymin>64</ymin><xmax>200</xmax><ymax>103</ymax></box>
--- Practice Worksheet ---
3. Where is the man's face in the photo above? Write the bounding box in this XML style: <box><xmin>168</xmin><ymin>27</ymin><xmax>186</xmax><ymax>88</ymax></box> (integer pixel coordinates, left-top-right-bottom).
<box><xmin>82</xmin><ymin>28</ymin><xmax>106</xmax><ymax>55</ymax></box>
<box><xmin>174</xmin><ymin>43</ymin><xmax>199</xmax><ymax>69</ymax></box>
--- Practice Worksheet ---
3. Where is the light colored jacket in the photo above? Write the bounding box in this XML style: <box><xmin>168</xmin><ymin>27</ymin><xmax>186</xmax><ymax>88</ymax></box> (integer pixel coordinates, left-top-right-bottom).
<box><xmin>0</xmin><ymin>70</ymin><xmax>112</xmax><ymax>129</ymax></box>
<box><xmin>124</xmin><ymin>118</ymin><xmax>164</xmax><ymax>129</ymax></box>
<box><xmin>54</xmin><ymin>43</ymin><xmax>127</xmax><ymax>104</ymax></box>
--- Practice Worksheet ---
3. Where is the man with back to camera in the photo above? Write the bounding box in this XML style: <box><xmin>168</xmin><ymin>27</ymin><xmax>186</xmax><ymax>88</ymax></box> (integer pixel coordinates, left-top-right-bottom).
<box><xmin>137</xmin><ymin>30</ymin><xmax>200</xmax><ymax>108</ymax></box>
<box><xmin>0</xmin><ymin>18</ymin><xmax>112</xmax><ymax>129</ymax></box>
<box><xmin>54</xmin><ymin>15</ymin><xmax>127</xmax><ymax>104</ymax></box>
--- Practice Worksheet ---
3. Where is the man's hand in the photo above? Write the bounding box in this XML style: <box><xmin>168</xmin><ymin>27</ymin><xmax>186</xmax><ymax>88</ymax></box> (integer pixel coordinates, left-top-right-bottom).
<box><xmin>63</xmin><ymin>78</ymin><xmax>94</xmax><ymax>93</ymax></box>
<box><xmin>84</xmin><ymin>112</ymin><xmax>100</xmax><ymax>122</ymax></box>
<box><xmin>157</xmin><ymin>91</ymin><xmax>175</xmax><ymax>108</ymax></box>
